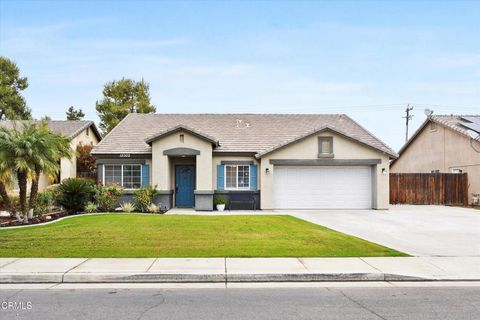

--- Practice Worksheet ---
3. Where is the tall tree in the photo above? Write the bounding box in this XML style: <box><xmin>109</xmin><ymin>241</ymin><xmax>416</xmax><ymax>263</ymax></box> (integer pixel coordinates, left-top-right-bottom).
<box><xmin>96</xmin><ymin>78</ymin><xmax>155</xmax><ymax>134</ymax></box>
<box><xmin>0</xmin><ymin>56</ymin><xmax>32</xmax><ymax>120</ymax></box>
<box><xmin>66</xmin><ymin>106</ymin><xmax>85</xmax><ymax>120</ymax></box>
<box><xmin>0</xmin><ymin>122</ymin><xmax>72</xmax><ymax>222</ymax></box>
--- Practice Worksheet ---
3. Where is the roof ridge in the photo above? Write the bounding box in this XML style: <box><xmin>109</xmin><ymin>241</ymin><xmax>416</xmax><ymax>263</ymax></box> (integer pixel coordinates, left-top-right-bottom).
<box><xmin>131</xmin><ymin>113</ymin><xmax>344</xmax><ymax>116</ymax></box>
<box><xmin>433</xmin><ymin>114</ymin><xmax>480</xmax><ymax>117</ymax></box>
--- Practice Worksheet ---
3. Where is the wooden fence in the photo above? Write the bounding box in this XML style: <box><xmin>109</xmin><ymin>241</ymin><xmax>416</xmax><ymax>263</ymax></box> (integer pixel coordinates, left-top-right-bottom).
<box><xmin>390</xmin><ymin>173</ymin><xmax>469</xmax><ymax>206</ymax></box>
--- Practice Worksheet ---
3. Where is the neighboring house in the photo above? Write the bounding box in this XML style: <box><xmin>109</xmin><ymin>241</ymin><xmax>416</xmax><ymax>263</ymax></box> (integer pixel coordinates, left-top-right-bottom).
<box><xmin>92</xmin><ymin>114</ymin><xmax>397</xmax><ymax>211</ymax></box>
<box><xmin>390</xmin><ymin>115</ymin><xmax>480</xmax><ymax>204</ymax></box>
<box><xmin>0</xmin><ymin>120</ymin><xmax>101</xmax><ymax>192</ymax></box>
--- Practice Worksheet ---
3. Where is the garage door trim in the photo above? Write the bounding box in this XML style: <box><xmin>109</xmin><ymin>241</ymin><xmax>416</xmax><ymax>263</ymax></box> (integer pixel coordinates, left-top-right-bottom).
<box><xmin>269</xmin><ymin>158</ymin><xmax>381</xmax><ymax>166</ymax></box>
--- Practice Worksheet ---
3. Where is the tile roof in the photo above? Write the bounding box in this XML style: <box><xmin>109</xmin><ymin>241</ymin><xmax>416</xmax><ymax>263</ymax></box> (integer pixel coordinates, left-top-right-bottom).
<box><xmin>0</xmin><ymin>120</ymin><xmax>100</xmax><ymax>140</ymax></box>
<box><xmin>392</xmin><ymin>114</ymin><xmax>480</xmax><ymax>163</ymax></box>
<box><xmin>145</xmin><ymin>124</ymin><xmax>219</xmax><ymax>146</ymax></box>
<box><xmin>93</xmin><ymin>113</ymin><xmax>397</xmax><ymax>158</ymax></box>
<box><xmin>431</xmin><ymin>115</ymin><xmax>480</xmax><ymax>137</ymax></box>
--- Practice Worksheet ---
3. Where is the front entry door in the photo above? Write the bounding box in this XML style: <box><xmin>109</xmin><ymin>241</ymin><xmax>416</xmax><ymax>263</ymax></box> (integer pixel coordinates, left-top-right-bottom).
<box><xmin>175</xmin><ymin>165</ymin><xmax>195</xmax><ymax>207</ymax></box>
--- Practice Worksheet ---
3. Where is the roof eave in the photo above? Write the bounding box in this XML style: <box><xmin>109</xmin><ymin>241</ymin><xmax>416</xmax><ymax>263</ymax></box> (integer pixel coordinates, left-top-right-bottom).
<box><xmin>256</xmin><ymin>126</ymin><xmax>398</xmax><ymax>159</ymax></box>
<box><xmin>145</xmin><ymin>125</ymin><xmax>219</xmax><ymax>147</ymax></box>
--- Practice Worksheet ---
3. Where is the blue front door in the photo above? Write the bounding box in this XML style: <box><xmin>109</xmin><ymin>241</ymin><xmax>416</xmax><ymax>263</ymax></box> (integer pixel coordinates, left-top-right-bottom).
<box><xmin>175</xmin><ymin>165</ymin><xmax>195</xmax><ymax>207</ymax></box>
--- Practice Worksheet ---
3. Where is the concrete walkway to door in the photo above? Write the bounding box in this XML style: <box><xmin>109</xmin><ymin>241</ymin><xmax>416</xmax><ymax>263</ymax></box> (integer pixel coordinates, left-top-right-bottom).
<box><xmin>287</xmin><ymin>205</ymin><xmax>480</xmax><ymax>257</ymax></box>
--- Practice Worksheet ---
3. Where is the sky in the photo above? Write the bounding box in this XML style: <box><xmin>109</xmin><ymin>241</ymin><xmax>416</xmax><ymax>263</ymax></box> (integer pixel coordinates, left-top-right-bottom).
<box><xmin>0</xmin><ymin>0</ymin><xmax>479</xmax><ymax>151</ymax></box>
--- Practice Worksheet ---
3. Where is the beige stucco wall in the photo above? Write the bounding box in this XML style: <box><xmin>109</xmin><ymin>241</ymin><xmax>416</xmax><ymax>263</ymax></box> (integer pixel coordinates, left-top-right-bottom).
<box><xmin>391</xmin><ymin>122</ymin><xmax>480</xmax><ymax>203</ymax></box>
<box><xmin>60</xmin><ymin>128</ymin><xmax>99</xmax><ymax>183</ymax></box>
<box><xmin>151</xmin><ymin>130</ymin><xmax>213</xmax><ymax>191</ymax></box>
<box><xmin>260</xmin><ymin>131</ymin><xmax>391</xmax><ymax>210</ymax></box>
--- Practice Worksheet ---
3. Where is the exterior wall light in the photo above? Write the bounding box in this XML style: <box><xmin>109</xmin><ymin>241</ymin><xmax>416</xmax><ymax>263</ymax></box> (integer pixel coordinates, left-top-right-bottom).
<box><xmin>265</xmin><ymin>168</ymin><xmax>270</xmax><ymax>175</ymax></box>
<box><xmin>382</xmin><ymin>168</ymin><xmax>387</xmax><ymax>175</ymax></box>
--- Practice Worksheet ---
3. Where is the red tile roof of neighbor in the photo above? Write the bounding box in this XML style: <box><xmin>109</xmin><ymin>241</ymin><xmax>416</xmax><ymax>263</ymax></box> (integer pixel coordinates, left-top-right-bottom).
<box><xmin>92</xmin><ymin>113</ymin><xmax>397</xmax><ymax>158</ymax></box>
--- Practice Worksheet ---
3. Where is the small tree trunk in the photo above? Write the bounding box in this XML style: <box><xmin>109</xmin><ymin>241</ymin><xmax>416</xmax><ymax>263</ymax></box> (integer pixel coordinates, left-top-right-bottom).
<box><xmin>28</xmin><ymin>167</ymin><xmax>41</xmax><ymax>213</ymax></box>
<box><xmin>0</xmin><ymin>181</ymin><xmax>16</xmax><ymax>218</ymax></box>
<box><xmin>17</xmin><ymin>170</ymin><xmax>28</xmax><ymax>220</ymax></box>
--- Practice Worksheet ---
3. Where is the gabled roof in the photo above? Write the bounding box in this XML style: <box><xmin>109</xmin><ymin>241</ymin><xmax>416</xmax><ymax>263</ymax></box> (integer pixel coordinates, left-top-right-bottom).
<box><xmin>92</xmin><ymin>113</ymin><xmax>397</xmax><ymax>158</ymax></box>
<box><xmin>145</xmin><ymin>124</ymin><xmax>219</xmax><ymax>146</ymax></box>
<box><xmin>256</xmin><ymin>125</ymin><xmax>398</xmax><ymax>158</ymax></box>
<box><xmin>0</xmin><ymin>120</ymin><xmax>101</xmax><ymax>141</ymax></box>
<box><xmin>391</xmin><ymin>114</ymin><xmax>480</xmax><ymax>165</ymax></box>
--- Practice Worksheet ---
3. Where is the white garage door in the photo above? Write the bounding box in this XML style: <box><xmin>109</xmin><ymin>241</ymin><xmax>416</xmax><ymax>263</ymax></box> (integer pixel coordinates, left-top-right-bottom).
<box><xmin>273</xmin><ymin>166</ymin><xmax>373</xmax><ymax>209</ymax></box>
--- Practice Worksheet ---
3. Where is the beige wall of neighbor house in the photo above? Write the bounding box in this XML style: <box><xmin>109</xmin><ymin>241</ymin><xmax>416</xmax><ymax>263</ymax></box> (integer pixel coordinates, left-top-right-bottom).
<box><xmin>151</xmin><ymin>130</ymin><xmax>213</xmax><ymax>191</ymax></box>
<box><xmin>59</xmin><ymin>128</ymin><xmax>99</xmax><ymax>183</ymax></box>
<box><xmin>9</xmin><ymin>127</ymin><xmax>99</xmax><ymax>194</ymax></box>
<box><xmin>391</xmin><ymin>122</ymin><xmax>480</xmax><ymax>203</ymax></box>
<box><xmin>259</xmin><ymin>131</ymin><xmax>391</xmax><ymax>210</ymax></box>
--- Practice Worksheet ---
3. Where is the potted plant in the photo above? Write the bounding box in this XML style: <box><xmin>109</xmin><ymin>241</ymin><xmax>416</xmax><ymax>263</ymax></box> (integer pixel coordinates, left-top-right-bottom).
<box><xmin>214</xmin><ymin>195</ymin><xmax>228</xmax><ymax>212</ymax></box>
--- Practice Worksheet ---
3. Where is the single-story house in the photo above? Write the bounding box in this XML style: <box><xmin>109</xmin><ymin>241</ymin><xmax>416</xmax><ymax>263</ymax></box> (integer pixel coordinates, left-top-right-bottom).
<box><xmin>91</xmin><ymin>113</ymin><xmax>397</xmax><ymax>211</ymax></box>
<box><xmin>390</xmin><ymin>114</ymin><xmax>480</xmax><ymax>204</ymax></box>
<box><xmin>0</xmin><ymin>120</ymin><xmax>101</xmax><ymax>192</ymax></box>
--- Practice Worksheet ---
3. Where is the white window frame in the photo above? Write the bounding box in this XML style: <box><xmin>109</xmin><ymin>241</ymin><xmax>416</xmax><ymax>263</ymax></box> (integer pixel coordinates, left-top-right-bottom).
<box><xmin>224</xmin><ymin>165</ymin><xmax>250</xmax><ymax>190</ymax></box>
<box><xmin>103</xmin><ymin>164</ymin><xmax>142</xmax><ymax>190</ymax></box>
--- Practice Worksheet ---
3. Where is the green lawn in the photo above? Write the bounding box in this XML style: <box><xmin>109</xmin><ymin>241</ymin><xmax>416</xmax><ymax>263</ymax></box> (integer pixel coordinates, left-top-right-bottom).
<box><xmin>0</xmin><ymin>214</ymin><xmax>406</xmax><ymax>258</ymax></box>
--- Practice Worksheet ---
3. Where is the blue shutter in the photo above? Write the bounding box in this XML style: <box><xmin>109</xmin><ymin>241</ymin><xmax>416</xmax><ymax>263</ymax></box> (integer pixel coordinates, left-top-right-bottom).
<box><xmin>217</xmin><ymin>165</ymin><xmax>224</xmax><ymax>190</ymax></box>
<box><xmin>141</xmin><ymin>164</ymin><xmax>150</xmax><ymax>187</ymax></box>
<box><xmin>250</xmin><ymin>164</ymin><xmax>257</xmax><ymax>190</ymax></box>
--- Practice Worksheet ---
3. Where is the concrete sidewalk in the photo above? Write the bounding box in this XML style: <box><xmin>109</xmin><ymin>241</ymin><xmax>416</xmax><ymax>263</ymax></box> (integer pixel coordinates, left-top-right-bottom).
<box><xmin>1</xmin><ymin>257</ymin><xmax>479</xmax><ymax>283</ymax></box>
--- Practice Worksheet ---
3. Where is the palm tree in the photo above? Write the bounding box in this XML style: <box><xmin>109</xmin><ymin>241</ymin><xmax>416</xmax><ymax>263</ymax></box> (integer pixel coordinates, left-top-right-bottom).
<box><xmin>0</xmin><ymin>122</ymin><xmax>72</xmax><ymax>222</ymax></box>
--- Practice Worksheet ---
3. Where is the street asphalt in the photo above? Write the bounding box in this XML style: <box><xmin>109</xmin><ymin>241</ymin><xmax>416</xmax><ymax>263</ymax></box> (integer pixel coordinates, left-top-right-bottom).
<box><xmin>1</xmin><ymin>286</ymin><xmax>480</xmax><ymax>320</ymax></box>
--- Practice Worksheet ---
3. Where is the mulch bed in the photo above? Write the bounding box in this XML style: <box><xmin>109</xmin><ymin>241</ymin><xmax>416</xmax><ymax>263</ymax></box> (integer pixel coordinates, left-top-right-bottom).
<box><xmin>0</xmin><ymin>211</ymin><xmax>68</xmax><ymax>228</ymax></box>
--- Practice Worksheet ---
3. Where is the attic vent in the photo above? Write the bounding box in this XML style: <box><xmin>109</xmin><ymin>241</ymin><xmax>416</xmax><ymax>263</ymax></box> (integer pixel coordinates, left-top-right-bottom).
<box><xmin>236</xmin><ymin>119</ymin><xmax>251</xmax><ymax>128</ymax></box>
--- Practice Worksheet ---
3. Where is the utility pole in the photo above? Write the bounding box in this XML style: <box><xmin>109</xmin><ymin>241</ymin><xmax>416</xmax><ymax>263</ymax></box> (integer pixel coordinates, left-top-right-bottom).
<box><xmin>403</xmin><ymin>104</ymin><xmax>414</xmax><ymax>142</ymax></box>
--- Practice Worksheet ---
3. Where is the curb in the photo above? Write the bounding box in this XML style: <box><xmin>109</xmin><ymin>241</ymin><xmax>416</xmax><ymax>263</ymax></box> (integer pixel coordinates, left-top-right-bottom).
<box><xmin>0</xmin><ymin>272</ymin><xmax>428</xmax><ymax>284</ymax></box>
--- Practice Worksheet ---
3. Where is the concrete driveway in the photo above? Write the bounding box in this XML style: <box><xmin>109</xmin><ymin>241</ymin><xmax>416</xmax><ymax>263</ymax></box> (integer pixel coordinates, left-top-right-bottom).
<box><xmin>287</xmin><ymin>205</ymin><xmax>480</xmax><ymax>257</ymax></box>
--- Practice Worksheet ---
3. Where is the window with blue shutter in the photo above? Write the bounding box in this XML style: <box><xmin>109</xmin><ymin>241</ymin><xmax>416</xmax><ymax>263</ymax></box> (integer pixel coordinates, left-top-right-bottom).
<box><xmin>141</xmin><ymin>164</ymin><xmax>150</xmax><ymax>187</ymax></box>
<box><xmin>217</xmin><ymin>164</ymin><xmax>225</xmax><ymax>190</ymax></box>
<box><xmin>250</xmin><ymin>164</ymin><xmax>257</xmax><ymax>190</ymax></box>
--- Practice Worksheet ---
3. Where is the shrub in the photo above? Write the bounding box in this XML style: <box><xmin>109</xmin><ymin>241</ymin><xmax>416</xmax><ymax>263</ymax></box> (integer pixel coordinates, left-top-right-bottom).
<box><xmin>76</xmin><ymin>144</ymin><xmax>96</xmax><ymax>176</ymax></box>
<box><xmin>133</xmin><ymin>186</ymin><xmax>158</xmax><ymax>212</ymax></box>
<box><xmin>146</xmin><ymin>203</ymin><xmax>160</xmax><ymax>213</ymax></box>
<box><xmin>94</xmin><ymin>183</ymin><xmax>123</xmax><ymax>212</ymax></box>
<box><xmin>56</xmin><ymin>178</ymin><xmax>95</xmax><ymax>213</ymax></box>
<box><xmin>33</xmin><ymin>191</ymin><xmax>55</xmax><ymax>215</ymax></box>
<box><xmin>84</xmin><ymin>202</ymin><xmax>98</xmax><ymax>213</ymax></box>
<box><xmin>120</xmin><ymin>202</ymin><xmax>135</xmax><ymax>213</ymax></box>
<box><xmin>214</xmin><ymin>195</ymin><xmax>228</xmax><ymax>206</ymax></box>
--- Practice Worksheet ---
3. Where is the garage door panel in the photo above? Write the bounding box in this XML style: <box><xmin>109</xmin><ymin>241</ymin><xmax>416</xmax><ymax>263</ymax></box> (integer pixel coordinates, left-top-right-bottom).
<box><xmin>273</xmin><ymin>166</ymin><xmax>372</xmax><ymax>209</ymax></box>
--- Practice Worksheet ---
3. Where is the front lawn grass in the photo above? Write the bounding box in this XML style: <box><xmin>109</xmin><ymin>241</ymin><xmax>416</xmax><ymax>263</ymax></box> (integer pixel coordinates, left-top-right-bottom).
<box><xmin>0</xmin><ymin>214</ymin><xmax>406</xmax><ymax>257</ymax></box>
